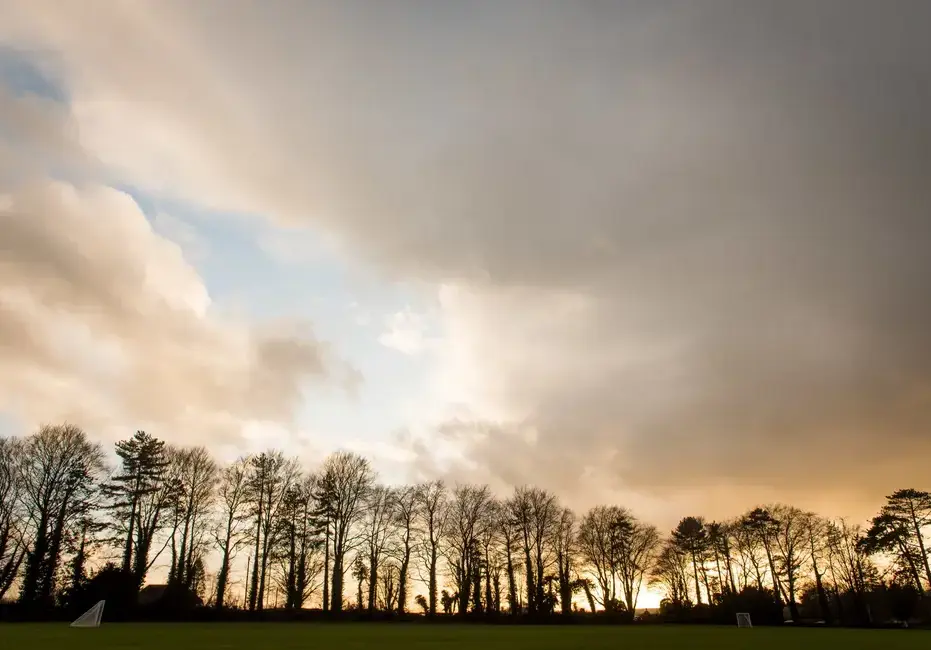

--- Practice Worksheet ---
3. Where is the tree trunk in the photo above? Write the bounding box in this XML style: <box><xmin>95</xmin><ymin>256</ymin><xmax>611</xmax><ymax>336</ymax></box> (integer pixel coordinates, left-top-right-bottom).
<box><xmin>122</xmin><ymin>494</ymin><xmax>138</xmax><ymax>574</ymax></box>
<box><xmin>523</xmin><ymin>544</ymin><xmax>535</xmax><ymax>613</ymax></box>
<box><xmin>322</xmin><ymin>521</ymin><xmax>330</xmax><ymax>613</ymax></box>
<box><xmin>472</xmin><ymin>562</ymin><xmax>483</xmax><ymax>613</ymax></box>
<box><xmin>691</xmin><ymin>551</ymin><xmax>703</xmax><ymax>605</ymax></box>
<box><xmin>331</xmin><ymin>548</ymin><xmax>344</xmax><ymax>612</ymax></box>
<box><xmin>907</xmin><ymin>501</ymin><xmax>931</xmax><ymax>592</ymax></box>
<box><xmin>484</xmin><ymin>549</ymin><xmax>493</xmax><ymax>615</ymax></box>
<box><xmin>248</xmin><ymin>494</ymin><xmax>263</xmax><ymax>611</ymax></box>
<box><xmin>367</xmin><ymin>554</ymin><xmax>377</xmax><ymax>613</ymax></box>
<box><xmin>215</xmin><ymin>550</ymin><xmax>230</xmax><ymax>609</ymax></box>
<box><xmin>582</xmin><ymin>581</ymin><xmax>597</xmax><ymax>613</ymax></box>
<box><xmin>398</xmin><ymin>540</ymin><xmax>411</xmax><ymax>614</ymax></box>
<box><xmin>505</xmin><ymin>544</ymin><xmax>517</xmax><ymax>614</ymax></box>
<box><xmin>721</xmin><ymin>537</ymin><xmax>738</xmax><ymax>593</ymax></box>
<box><xmin>712</xmin><ymin>546</ymin><xmax>724</xmax><ymax>597</ymax></box>
<box><xmin>428</xmin><ymin>546</ymin><xmax>438</xmax><ymax>615</ymax></box>
<box><xmin>762</xmin><ymin>540</ymin><xmax>783</xmax><ymax>606</ymax></box>
<box><xmin>458</xmin><ymin>561</ymin><xmax>470</xmax><ymax>615</ymax></box>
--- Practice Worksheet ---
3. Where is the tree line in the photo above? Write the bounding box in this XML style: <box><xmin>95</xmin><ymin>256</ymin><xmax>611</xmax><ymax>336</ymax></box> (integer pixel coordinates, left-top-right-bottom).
<box><xmin>1</xmin><ymin>424</ymin><xmax>929</xmax><ymax>624</ymax></box>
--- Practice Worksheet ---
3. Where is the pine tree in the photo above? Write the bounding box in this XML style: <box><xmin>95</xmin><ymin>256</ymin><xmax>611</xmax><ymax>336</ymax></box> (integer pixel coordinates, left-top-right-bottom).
<box><xmin>103</xmin><ymin>431</ymin><xmax>169</xmax><ymax>580</ymax></box>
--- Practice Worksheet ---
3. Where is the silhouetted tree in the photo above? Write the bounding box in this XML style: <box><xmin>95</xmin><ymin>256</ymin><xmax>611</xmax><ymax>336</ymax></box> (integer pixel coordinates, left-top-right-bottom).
<box><xmin>672</xmin><ymin>516</ymin><xmax>708</xmax><ymax>606</ymax></box>
<box><xmin>392</xmin><ymin>484</ymin><xmax>418</xmax><ymax>614</ymax></box>
<box><xmin>507</xmin><ymin>486</ymin><xmax>558</xmax><ymax>615</ymax></box>
<box><xmin>2</xmin><ymin>421</ymin><xmax>930</xmax><ymax>626</ymax></box>
<box><xmin>275</xmin><ymin>474</ymin><xmax>324</xmax><ymax>609</ymax></box>
<box><xmin>246</xmin><ymin>450</ymin><xmax>299</xmax><ymax>611</ymax></box>
<box><xmin>446</xmin><ymin>484</ymin><xmax>493</xmax><ymax>615</ymax></box>
<box><xmin>862</xmin><ymin>510</ymin><xmax>925</xmax><ymax>593</ymax></box>
<box><xmin>319</xmin><ymin>451</ymin><xmax>373</xmax><ymax>612</ymax></box>
<box><xmin>552</xmin><ymin>507</ymin><xmax>576</xmax><ymax>615</ymax></box>
<box><xmin>363</xmin><ymin>485</ymin><xmax>396</xmax><ymax>613</ymax></box>
<box><xmin>804</xmin><ymin>512</ymin><xmax>833</xmax><ymax>622</ymax></box>
<box><xmin>103</xmin><ymin>431</ymin><xmax>169</xmax><ymax>586</ymax></box>
<box><xmin>578</xmin><ymin>505</ymin><xmax>623</xmax><ymax>611</ymax></box>
<box><xmin>415</xmin><ymin>480</ymin><xmax>447</xmax><ymax>615</ymax></box>
<box><xmin>19</xmin><ymin>424</ymin><xmax>105</xmax><ymax>606</ymax></box>
<box><xmin>650</xmin><ymin>540</ymin><xmax>691</xmax><ymax>606</ymax></box>
<box><xmin>771</xmin><ymin>504</ymin><xmax>808</xmax><ymax>620</ymax></box>
<box><xmin>213</xmin><ymin>457</ymin><xmax>250</xmax><ymax>609</ymax></box>
<box><xmin>875</xmin><ymin>489</ymin><xmax>931</xmax><ymax>592</ymax></box>
<box><xmin>741</xmin><ymin>508</ymin><xmax>784</xmax><ymax>608</ymax></box>
<box><xmin>0</xmin><ymin>437</ymin><xmax>26</xmax><ymax>600</ymax></box>
<box><xmin>167</xmin><ymin>446</ymin><xmax>217</xmax><ymax>592</ymax></box>
<box><xmin>616</xmin><ymin>515</ymin><xmax>660</xmax><ymax>613</ymax></box>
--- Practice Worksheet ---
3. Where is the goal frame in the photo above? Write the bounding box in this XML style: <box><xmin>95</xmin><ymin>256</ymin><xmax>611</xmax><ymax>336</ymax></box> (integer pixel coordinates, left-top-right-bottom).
<box><xmin>70</xmin><ymin>600</ymin><xmax>105</xmax><ymax>628</ymax></box>
<box><xmin>736</xmin><ymin>612</ymin><xmax>752</xmax><ymax>628</ymax></box>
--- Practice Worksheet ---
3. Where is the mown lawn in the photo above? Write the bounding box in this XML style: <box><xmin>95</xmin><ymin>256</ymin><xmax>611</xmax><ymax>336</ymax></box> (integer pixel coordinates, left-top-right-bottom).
<box><xmin>0</xmin><ymin>622</ymin><xmax>928</xmax><ymax>650</ymax></box>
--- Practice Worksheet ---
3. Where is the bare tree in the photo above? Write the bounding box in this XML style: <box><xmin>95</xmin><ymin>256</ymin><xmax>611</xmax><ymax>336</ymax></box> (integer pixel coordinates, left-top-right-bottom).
<box><xmin>445</xmin><ymin>484</ymin><xmax>493</xmax><ymax>614</ymax></box>
<box><xmin>500</xmin><ymin>506</ymin><xmax>520</xmax><ymax>614</ymax></box>
<box><xmin>707</xmin><ymin>521</ymin><xmax>737</xmax><ymax>595</ymax></box>
<box><xmin>732</xmin><ymin>516</ymin><xmax>766</xmax><ymax>591</ymax></box>
<box><xmin>318</xmin><ymin>451</ymin><xmax>374</xmax><ymax>612</ymax></box>
<box><xmin>804</xmin><ymin>512</ymin><xmax>833</xmax><ymax>622</ymax></box>
<box><xmin>616</xmin><ymin>517</ymin><xmax>660</xmax><ymax>614</ymax></box>
<box><xmin>246</xmin><ymin>450</ymin><xmax>299</xmax><ymax>610</ymax></box>
<box><xmin>213</xmin><ymin>457</ymin><xmax>250</xmax><ymax>608</ymax></box>
<box><xmin>771</xmin><ymin>504</ymin><xmax>809</xmax><ymax>620</ymax></box>
<box><xmin>507</xmin><ymin>486</ymin><xmax>559</xmax><ymax>615</ymax></box>
<box><xmin>275</xmin><ymin>474</ymin><xmax>325</xmax><ymax>608</ymax></box>
<box><xmin>0</xmin><ymin>437</ymin><xmax>26</xmax><ymax>599</ymax></box>
<box><xmin>378</xmin><ymin>560</ymin><xmax>400</xmax><ymax>611</ymax></box>
<box><xmin>552</xmin><ymin>507</ymin><xmax>576</xmax><ymax>615</ymax></box>
<box><xmin>363</xmin><ymin>485</ymin><xmax>396</xmax><ymax>612</ymax></box>
<box><xmin>828</xmin><ymin>519</ymin><xmax>877</xmax><ymax>622</ymax></box>
<box><xmin>650</xmin><ymin>540</ymin><xmax>690</xmax><ymax>606</ymax></box>
<box><xmin>132</xmin><ymin>448</ymin><xmax>183</xmax><ymax>590</ymax></box>
<box><xmin>392</xmin><ymin>484</ymin><xmax>418</xmax><ymax>613</ymax></box>
<box><xmin>415</xmin><ymin>479</ymin><xmax>447</xmax><ymax>615</ymax></box>
<box><xmin>741</xmin><ymin>507</ymin><xmax>784</xmax><ymax>606</ymax></box>
<box><xmin>168</xmin><ymin>446</ymin><xmax>218</xmax><ymax>592</ymax></box>
<box><xmin>18</xmin><ymin>424</ymin><xmax>105</xmax><ymax>605</ymax></box>
<box><xmin>477</xmin><ymin>499</ymin><xmax>504</xmax><ymax>614</ymax></box>
<box><xmin>578</xmin><ymin>505</ymin><xmax>624</xmax><ymax>611</ymax></box>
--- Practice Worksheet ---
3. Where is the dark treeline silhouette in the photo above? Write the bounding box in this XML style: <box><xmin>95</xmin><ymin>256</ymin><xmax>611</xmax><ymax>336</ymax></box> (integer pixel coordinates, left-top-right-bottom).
<box><xmin>0</xmin><ymin>424</ymin><xmax>929</xmax><ymax>626</ymax></box>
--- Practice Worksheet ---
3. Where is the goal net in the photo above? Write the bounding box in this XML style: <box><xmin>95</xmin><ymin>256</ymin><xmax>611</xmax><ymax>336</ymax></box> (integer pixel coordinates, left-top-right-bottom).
<box><xmin>736</xmin><ymin>612</ymin><xmax>752</xmax><ymax>628</ymax></box>
<box><xmin>71</xmin><ymin>600</ymin><xmax>105</xmax><ymax>628</ymax></box>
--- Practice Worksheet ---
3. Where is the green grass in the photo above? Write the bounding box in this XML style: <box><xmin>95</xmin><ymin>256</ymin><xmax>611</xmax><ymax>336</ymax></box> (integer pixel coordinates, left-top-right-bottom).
<box><xmin>0</xmin><ymin>623</ymin><xmax>928</xmax><ymax>650</ymax></box>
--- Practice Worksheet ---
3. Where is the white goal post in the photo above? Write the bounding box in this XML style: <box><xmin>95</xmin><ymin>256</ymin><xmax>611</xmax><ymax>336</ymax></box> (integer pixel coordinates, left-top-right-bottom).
<box><xmin>736</xmin><ymin>612</ymin><xmax>752</xmax><ymax>628</ymax></box>
<box><xmin>71</xmin><ymin>600</ymin><xmax>105</xmax><ymax>628</ymax></box>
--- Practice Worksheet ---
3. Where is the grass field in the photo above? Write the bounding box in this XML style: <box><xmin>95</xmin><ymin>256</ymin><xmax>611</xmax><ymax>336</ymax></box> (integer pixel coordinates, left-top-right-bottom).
<box><xmin>1</xmin><ymin>623</ymin><xmax>929</xmax><ymax>650</ymax></box>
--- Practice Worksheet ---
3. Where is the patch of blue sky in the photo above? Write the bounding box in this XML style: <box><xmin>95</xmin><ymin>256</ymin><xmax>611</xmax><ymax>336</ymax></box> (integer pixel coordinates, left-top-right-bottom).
<box><xmin>0</xmin><ymin>44</ymin><xmax>68</xmax><ymax>103</ymax></box>
<box><xmin>121</xmin><ymin>184</ymin><xmax>442</xmax><ymax>453</ymax></box>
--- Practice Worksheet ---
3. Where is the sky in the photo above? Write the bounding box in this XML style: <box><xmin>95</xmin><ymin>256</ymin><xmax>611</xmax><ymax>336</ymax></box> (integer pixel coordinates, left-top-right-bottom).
<box><xmin>2</xmin><ymin>0</ymin><xmax>931</xmax><ymax>545</ymax></box>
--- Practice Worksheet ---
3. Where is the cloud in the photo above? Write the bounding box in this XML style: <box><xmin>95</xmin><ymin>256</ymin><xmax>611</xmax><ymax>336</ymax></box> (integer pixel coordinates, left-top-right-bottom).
<box><xmin>0</xmin><ymin>87</ymin><xmax>348</xmax><ymax>449</ymax></box>
<box><xmin>3</xmin><ymin>0</ymin><xmax>931</xmax><ymax>521</ymax></box>
<box><xmin>151</xmin><ymin>212</ymin><xmax>208</xmax><ymax>263</ymax></box>
<box><xmin>378</xmin><ymin>308</ymin><xmax>433</xmax><ymax>356</ymax></box>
